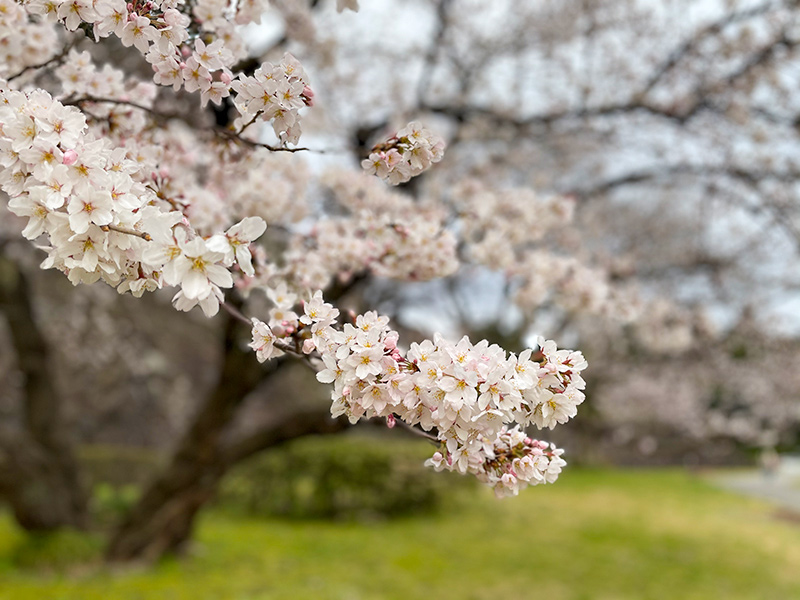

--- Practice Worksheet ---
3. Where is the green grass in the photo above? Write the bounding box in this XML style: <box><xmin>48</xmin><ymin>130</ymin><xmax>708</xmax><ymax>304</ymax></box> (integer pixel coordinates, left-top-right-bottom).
<box><xmin>1</xmin><ymin>469</ymin><xmax>799</xmax><ymax>600</ymax></box>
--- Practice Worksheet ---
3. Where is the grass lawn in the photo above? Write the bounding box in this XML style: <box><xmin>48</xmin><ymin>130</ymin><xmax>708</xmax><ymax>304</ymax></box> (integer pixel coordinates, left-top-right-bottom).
<box><xmin>1</xmin><ymin>468</ymin><xmax>798</xmax><ymax>600</ymax></box>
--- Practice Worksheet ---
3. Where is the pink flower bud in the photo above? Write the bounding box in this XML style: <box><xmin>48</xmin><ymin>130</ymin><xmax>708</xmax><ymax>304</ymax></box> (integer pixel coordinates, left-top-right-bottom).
<box><xmin>302</xmin><ymin>339</ymin><xmax>315</xmax><ymax>354</ymax></box>
<box><xmin>181</xmin><ymin>46</ymin><xmax>191</xmax><ymax>58</ymax></box>
<box><xmin>62</xmin><ymin>149</ymin><xmax>78</xmax><ymax>166</ymax></box>
<box><xmin>386</xmin><ymin>414</ymin><xmax>396</xmax><ymax>428</ymax></box>
<box><xmin>302</xmin><ymin>85</ymin><xmax>314</xmax><ymax>106</ymax></box>
<box><xmin>220</xmin><ymin>72</ymin><xmax>232</xmax><ymax>85</ymax></box>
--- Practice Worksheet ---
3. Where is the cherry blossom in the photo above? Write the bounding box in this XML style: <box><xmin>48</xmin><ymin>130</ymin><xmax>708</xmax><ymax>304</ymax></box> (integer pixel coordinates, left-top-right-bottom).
<box><xmin>362</xmin><ymin>121</ymin><xmax>445</xmax><ymax>184</ymax></box>
<box><xmin>248</xmin><ymin>290</ymin><xmax>587</xmax><ymax>495</ymax></box>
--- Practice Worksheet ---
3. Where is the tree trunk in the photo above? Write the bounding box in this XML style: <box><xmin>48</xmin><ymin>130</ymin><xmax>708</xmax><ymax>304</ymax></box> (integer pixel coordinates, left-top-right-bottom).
<box><xmin>105</xmin><ymin>279</ymin><xmax>366</xmax><ymax>563</ymax></box>
<box><xmin>104</xmin><ymin>303</ymin><xmax>263</xmax><ymax>561</ymax></box>
<box><xmin>0</xmin><ymin>252</ymin><xmax>89</xmax><ymax>530</ymax></box>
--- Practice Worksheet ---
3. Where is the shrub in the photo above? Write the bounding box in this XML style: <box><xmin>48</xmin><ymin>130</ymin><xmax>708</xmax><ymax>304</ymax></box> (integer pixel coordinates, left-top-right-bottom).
<box><xmin>219</xmin><ymin>434</ymin><xmax>473</xmax><ymax>520</ymax></box>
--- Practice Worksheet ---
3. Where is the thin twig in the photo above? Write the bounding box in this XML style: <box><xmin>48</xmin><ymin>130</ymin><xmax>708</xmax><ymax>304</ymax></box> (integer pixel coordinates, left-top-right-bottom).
<box><xmin>394</xmin><ymin>419</ymin><xmax>441</xmax><ymax>445</ymax></box>
<box><xmin>101</xmin><ymin>224</ymin><xmax>152</xmax><ymax>241</ymax></box>
<box><xmin>221</xmin><ymin>300</ymin><xmax>253</xmax><ymax>326</ymax></box>
<box><xmin>213</xmin><ymin>128</ymin><xmax>315</xmax><ymax>153</ymax></box>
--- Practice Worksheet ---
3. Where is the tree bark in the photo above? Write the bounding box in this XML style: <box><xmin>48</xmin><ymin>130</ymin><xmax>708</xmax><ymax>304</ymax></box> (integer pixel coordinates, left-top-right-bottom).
<box><xmin>0</xmin><ymin>252</ymin><xmax>89</xmax><ymax>530</ymax></box>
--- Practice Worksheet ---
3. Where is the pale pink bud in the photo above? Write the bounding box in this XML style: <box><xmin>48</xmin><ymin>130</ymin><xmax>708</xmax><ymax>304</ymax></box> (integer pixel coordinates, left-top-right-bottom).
<box><xmin>62</xmin><ymin>149</ymin><xmax>78</xmax><ymax>165</ymax></box>
<box><xmin>220</xmin><ymin>72</ymin><xmax>232</xmax><ymax>85</ymax></box>
<box><xmin>302</xmin><ymin>85</ymin><xmax>314</xmax><ymax>106</ymax></box>
<box><xmin>302</xmin><ymin>339</ymin><xmax>315</xmax><ymax>354</ymax></box>
<box><xmin>386</xmin><ymin>414</ymin><xmax>396</xmax><ymax>428</ymax></box>
<box><xmin>181</xmin><ymin>46</ymin><xmax>191</xmax><ymax>58</ymax></box>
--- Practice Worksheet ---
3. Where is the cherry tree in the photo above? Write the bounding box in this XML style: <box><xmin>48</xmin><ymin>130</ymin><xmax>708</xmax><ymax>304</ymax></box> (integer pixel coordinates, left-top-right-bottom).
<box><xmin>4</xmin><ymin>0</ymin><xmax>797</xmax><ymax>563</ymax></box>
<box><xmin>0</xmin><ymin>0</ymin><xmax>600</xmax><ymax>562</ymax></box>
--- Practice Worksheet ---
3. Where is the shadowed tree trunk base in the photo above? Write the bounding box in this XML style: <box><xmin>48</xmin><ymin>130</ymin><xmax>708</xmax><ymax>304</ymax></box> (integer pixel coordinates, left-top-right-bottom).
<box><xmin>1</xmin><ymin>441</ymin><xmax>88</xmax><ymax>531</ymax></box>
<box><xmin>0</xmin><ymin>251</ymin><xmax>88</xmax><ymax>531</ymax></box>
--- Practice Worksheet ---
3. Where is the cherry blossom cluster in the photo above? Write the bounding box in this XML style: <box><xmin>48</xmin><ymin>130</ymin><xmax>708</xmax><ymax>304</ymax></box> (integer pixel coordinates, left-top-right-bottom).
<box><xmin>0</xmin><ymin>85</ymin><xmax>265</xmax><ymax>316</ymax></box>
<box><xmin>230</xmin><ymin>55</ymin><xmax>313</xmax><ymax>144</ymax></box>
<box><xmin>453</xmin><ymin>180</ymin><xmax>642</xmax><ymax>321</ymax></box>
<box><xmin>249</xmin><ymin>290</ymin><xmax>587</xmax><ymax>496</ymax></box>
<box><xmin>275</xmin><ymin>171</ymin><xmax>459</xmax><ymax>291</ymax></box>
<box><xmin>427</xmin><ymin>426</ymin><xmax>567</xmax><ymax>497</ymax></box>
<box><xmin>209</xmin><ymin>150</ymin><xmax>310</xmax><ymax>229</ymax></box>
<box><xmin>455</xmin><ymin>180</ymin><xmax>576</xmax><ymax>267</ymax></box>
<box><xmin>12</xmin><ymin>0</ymin><xmax>311</xmax><ymax>142</ymax></box>
<box><xmin>362</xmin><ymin>121</ymin><xmax>445</xmax><ymax>184</ymax></box>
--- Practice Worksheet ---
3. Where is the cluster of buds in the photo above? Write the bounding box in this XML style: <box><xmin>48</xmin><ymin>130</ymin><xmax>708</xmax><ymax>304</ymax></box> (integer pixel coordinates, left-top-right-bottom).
<box><xmin>362</xmin><ymin>121</ymin><xmax>445</xmax><ymax>184</ymax></box>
